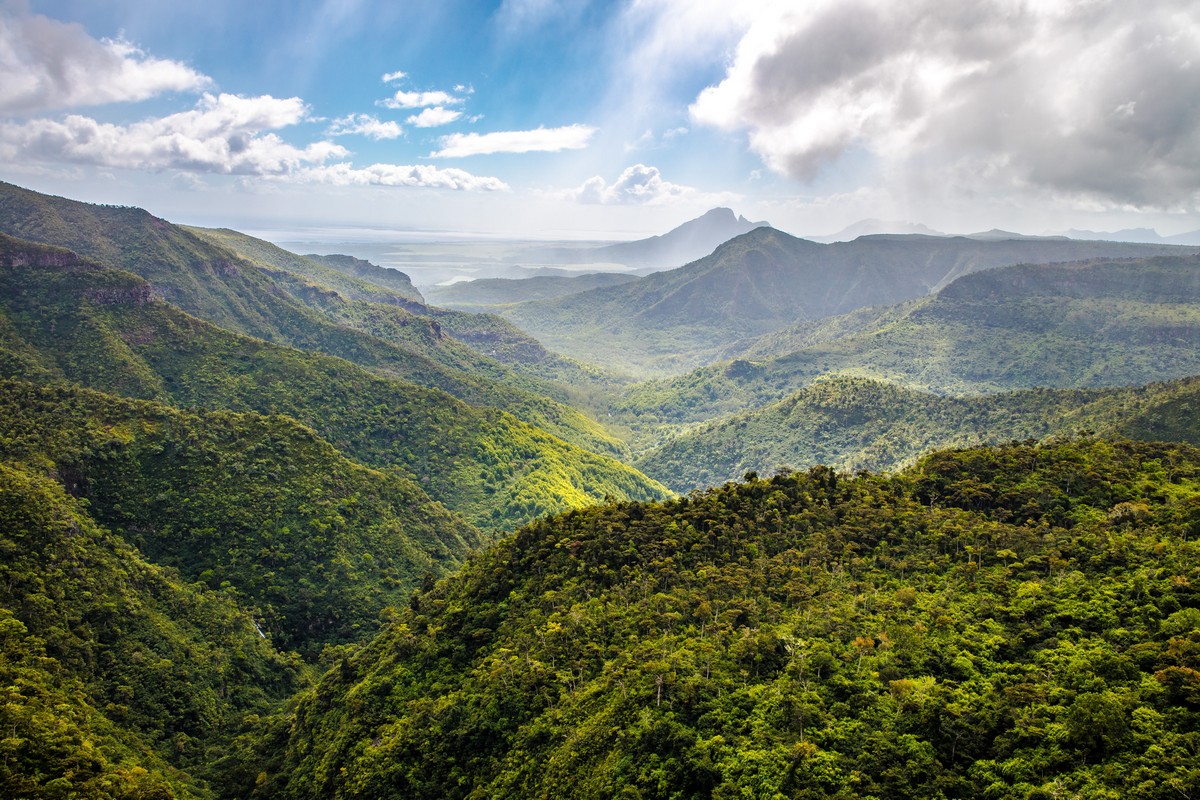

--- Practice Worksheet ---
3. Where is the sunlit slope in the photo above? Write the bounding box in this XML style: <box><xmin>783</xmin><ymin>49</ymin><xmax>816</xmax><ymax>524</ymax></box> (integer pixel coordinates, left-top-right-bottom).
<box><xmin>0</xmin><ymin>183</ymin><xmax>624</xmax><ymax>456</ymax></box>
<box><xmin>188</xmin><ymin>224</ymin><xmax>627</xmax><ymax>456</ymax></box>
<box><xmin>0</xmin><ymin>247</ymin><xmax>669</xmax><ymax>532</ymax></box>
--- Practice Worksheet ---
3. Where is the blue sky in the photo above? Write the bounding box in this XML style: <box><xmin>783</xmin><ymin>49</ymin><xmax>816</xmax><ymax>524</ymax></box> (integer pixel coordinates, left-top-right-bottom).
<box><xmin>2</xmin><ymin>0</ymin><xmax>1200</xmax><ymax>240</ymax></box>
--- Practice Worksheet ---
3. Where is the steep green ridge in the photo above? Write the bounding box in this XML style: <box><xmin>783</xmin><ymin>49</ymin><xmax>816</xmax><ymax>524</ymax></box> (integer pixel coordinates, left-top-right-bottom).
<box><xmin>0</xmin><ymin>253</ymin><xmax>668</xmax><ymax>531</ymax></box>
<box><xmin>0</xmin><ymin>184</ymin><xmax>623</xmax><ymax>456</ymax></box>
<box><xmin>0</xmin><ymin>378</ymin><xmax>481</xmax><ymax>654</ymax></box>
<box><xmin>184</xmin><ymin>227</ymin><xmax>425</xmax><ymax>306</ymax></box>
<box><xmin>180</xmin><ymin>225</ymin><xmax>604</xmax><ymax>387</ymax></box>
<box><xmin>184</xmin><ymin>225</ymin><xmax>625</xmax><ymax>456</ymax></box>
<box><xmin>424</xmin><ymin>272</ymin><xmax>639</xmax><ymax>311</ymax></box>
<box><xmin>502</xmin><ymin>228</ymin><xmax>1200</xmax><ymax>375</ymax></box>
<box><xmin>304</xmin><ymin>253</ymin><xmax>426</xmax><ymax>301</ymax></box>
<box><xmin>618</xmin><ymin>255</ymin><xmax>1200</xmax><ymax>429</ymax></box>
<box><xmin>256</xmin><ymin>439</ymin><xmax>1200</xmax><ymax>800</ymax></box>
<box><xmin>0</xmin><ymin>461</ymin><xmax>300</xmax><ymax>798</ymax></box>
<box><xmin>0</xmin><ymin>180</ymin><xmax>312</xmax><ymax>343</ymax></box>
<box><xmin>638</xmin><ymin>374</ymin><xmax>1200</xmax><ymax>491</ymax></box>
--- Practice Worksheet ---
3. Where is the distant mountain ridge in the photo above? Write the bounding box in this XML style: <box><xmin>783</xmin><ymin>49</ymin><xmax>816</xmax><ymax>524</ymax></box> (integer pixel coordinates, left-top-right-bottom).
<box><xmin>614</xmin><ymin>253</ymin><xmax>1200</xmax><ymax>435</ymax></box>
<box><xmin>1060</xmin><ymin>227</ymin><xmax>1200</xmax><ymax>246</ymax></box>
<box><xmin>806</xmin><ymin>218</ymin><xmax>945</xmax><ymax>242</ymax></box>
<box><xmin>502</xmin><ymin>226</ymin><xmax>1200</xmax><ymax>375</ymax></box>
<box><xmin>424</xmin><ymin>271</ymin><xmax>639</xmax><ymax>310</ymax></box>
<box><xmin>524</xmin><ymin>207</ymin><xmax>769</xmax><ymax>270</ymax></box>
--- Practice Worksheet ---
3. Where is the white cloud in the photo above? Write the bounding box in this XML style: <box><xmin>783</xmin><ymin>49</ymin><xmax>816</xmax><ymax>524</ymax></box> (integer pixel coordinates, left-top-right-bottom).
<box><xmin>432</xmin><ymin>124</ymin><xmax>596</xmax><ymax>157</ymax></box>
<box><xmin>379</xmin><ymin>89</ymin><xmax>462</xmax><ymax>109</ymax></box>
<box><xmin>381</xmin><ymin>69</ymin><xmax>407</xmax><ymax>83</ymax></box>
<box><xmin>327</xmin><ymin>113</ymin><xmax>402</xmax><ymax>139</ymax></box>
<box><xmin>407</xmin><ymin>107</ymin><xmax>462</xmax><ymax>128</ymax></box>
<box><xmin>689</xmin><ymin>0</ymin><xmax>1200</xmax><ymax>208</ymax></box>
<box><xmin>294</xmin><ymin>163</ymin><xmax>508</xmax><ymax>191</ymax></box>
<box><xmin>570</xmin><ymin>164</ymin><xmax>695</xmax><ymax>205</ymax></box>
<box><xmin>0</xmin><ymin>93</ymin><xmax>344</xmax><ymax>175</ymax></box>
<box><xmin>0</xmin><ymin>6</ymin><xmax>211</xmax><ymax>114</ymax></box>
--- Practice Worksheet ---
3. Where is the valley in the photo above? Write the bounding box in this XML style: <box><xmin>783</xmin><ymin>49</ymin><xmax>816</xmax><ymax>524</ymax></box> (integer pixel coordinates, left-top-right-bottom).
<box><xmin>3</xmin><ymin>182</ymin><xmax>1200</xmax><ymax>800</ymax></box>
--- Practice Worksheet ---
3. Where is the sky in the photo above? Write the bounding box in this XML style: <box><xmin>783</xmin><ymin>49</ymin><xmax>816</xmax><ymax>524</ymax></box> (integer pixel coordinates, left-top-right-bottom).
<box><xmin>2</xmin><ymin>0</ymin><xmax>1199</xmax><ymax>241</ymax></box>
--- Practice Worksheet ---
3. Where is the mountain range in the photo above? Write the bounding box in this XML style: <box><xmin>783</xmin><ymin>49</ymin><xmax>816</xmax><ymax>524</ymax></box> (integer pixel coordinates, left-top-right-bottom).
<box><xmin>495</xmin><ymin>226</ymin><xmax>1200</xmax><ymax>376</ymax></box>
<box><xmin>520</xmin><ymin>206</ymin><xmax>769</xmax><ymax>271</ymax></box>
<box><xmin>5</xmin><ymin>180</ymin><xmax>1200</xmax><ymax>800</ymax></box>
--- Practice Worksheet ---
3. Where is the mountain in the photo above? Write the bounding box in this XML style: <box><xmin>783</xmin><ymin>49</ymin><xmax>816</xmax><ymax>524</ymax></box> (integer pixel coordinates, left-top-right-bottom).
<box><xmin>524</xmin><ymin>207</ymin><xmax>769</xmax><ymax>271</ymax></box>
<box><xmin>184</xmin><ymin>224</ymin><xmax>627</xmax><ymax>456</ymax></box>
<box><xmin>806</xmin><ymin>218</ymin><xmax>945</xmax><ymax>242</ymax></box>
<box><xmin>0</xmin><ymin>458</ymin><xmax>301</xmax><ymax>798</ymax></box>
<box><xmin>423</xmin><ymin>272</ymin><xmax>639</xmax><ymax>311</ymax></box>
<box><xmin>0</xmin><ymin>377</ymin><xmax>481</xmax><ymax>654</ymax></box>
<box><xmin>615</xmin><ymin>253</ymin><xmax>1200</xmax><ymax>432</ymax></box>
<box><xmin>182</xmin><ymin>226</ymin><xmax>425</xmax><ymax>306</ymax></box>
<box><xmin>502</xmin><ymin>227</ymin><xmax>1200</xmax><ymax>376</ymax></box>
<box><xmin>1062</xmin><ymin>227</ymin><xmax>1200</xmax><ymax>246</ymax></box>
<box><xmin>251</xmin><ymin>438</ymin><xmax>1200</xmax><ymax>800</ymax></box>
<box><xmin>0</xmin><ymin>182</ymin><xmax>625</xmax><ymax>457</ymax></box>
<box><xmin>637</xmin><ymin>374</ymin><xmax>1200</xmax><ymax>491</ymax></box>
<box><xmin>305</xmin><ymin>252</ymin><xmax>426</xmax><ymax>302</ymax></box>
<box><xmin>0</xmin><ymin>236</ymin><xmax>669</xmax><ymax>532</ymax></box>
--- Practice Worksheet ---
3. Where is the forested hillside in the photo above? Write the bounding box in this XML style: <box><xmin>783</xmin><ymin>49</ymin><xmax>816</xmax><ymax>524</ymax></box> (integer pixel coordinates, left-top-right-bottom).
<box><xmin>0</xmin><ymin>182</ymin><xmax>624</xmax><ymax>457</ymax></box>
<box><xmin>252</xmin><ymin>439</ymin><xmax>1200</xmax><ymax>800</ymax></box>
<box><xmin>617</xmin><ymin>255</ymin><xmax>1200</xmax><ymax>431</ymax></box>
<box><xmin>638</xmin><ymin>374</ymin><xmax>1200</xmax><ymax>491</ymax></box>
<box><xmin>0</xmin><ymin>378</ymin><xmax>481</xmax><ymax>654</ymax></box>
<box><xmin>502</xmin><ymin>227</ymin><xmax>1200</xmax><ymax>375</ymax></box>
<box><xmin>0</xmin><ymin>461</ymin><xmax>302</xmax><ymax>798</ymax></box>
<box><xmin>0</xmin><ymin>239</ymin><xmax>668</xmax><ymax>532</ymax></box>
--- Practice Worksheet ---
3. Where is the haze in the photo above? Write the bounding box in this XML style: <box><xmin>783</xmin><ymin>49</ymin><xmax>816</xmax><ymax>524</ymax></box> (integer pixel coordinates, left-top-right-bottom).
<box><xmin>2</xmin><ymin>0</ymin><xmax>1198</xmax><ymax>241</ymax></box>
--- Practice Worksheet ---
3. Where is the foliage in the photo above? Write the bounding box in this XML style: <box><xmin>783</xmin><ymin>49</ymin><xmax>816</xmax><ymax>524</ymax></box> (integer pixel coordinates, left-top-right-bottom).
<box><xmin>501</xmin><ymin>227</ymin><xmax>1199</xmax><ymax>376</ymax></box>
<box><xmin>304</xmin><ymin>253</ymin><xmax>426</xmax><ymax>302</ymax></box>
<box><xmin>616</xmin><ymin>255</ymin><xmax>1200</xmax><ymax>434</ymax></box>
<box><xmin>0</xmin><ymin>255</ymin><xmax>668</xmax><ymax>531</ymax></box>
<box><xmin>0</xmin><ymin>461</ymin><xmax>301</xmax><ymax>798</ymax></box>
<box><xmin>255</xmin><ymin>439</ymin><xmax>1200</xmax><ymax>799</ymax></box>
<box><xmin>638</xmin><ymin>374</ymin><xmax>1200</xmax><ymax>491</ymax></box>
<box><xmin>0</xmin><ymin>378</ymin><xmax>481</xmax><ymax>655</ymax></box>
<box><xmin>0</xmin><ymin>184</ymin><xmax>627</xmax><ymax>457</ymax></box>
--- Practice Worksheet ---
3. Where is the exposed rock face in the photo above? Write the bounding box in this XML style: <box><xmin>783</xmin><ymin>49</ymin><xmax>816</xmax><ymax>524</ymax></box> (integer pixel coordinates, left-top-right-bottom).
<box><xmin>84</xmin><ymin>284</ymin><xmax>153</xmax><ymax>306</ymax></box>
<box><xmin>1</xmin><ymin>250</ymin><xmax>82</xmax><ymax>268</ymax></box>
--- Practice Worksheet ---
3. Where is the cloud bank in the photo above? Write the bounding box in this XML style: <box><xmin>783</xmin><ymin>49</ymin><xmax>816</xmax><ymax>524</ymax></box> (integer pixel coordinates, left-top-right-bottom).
<box><xmin>572</xmin><ymin>164</ymin><xmax>694</xmax><ymax>204</ymax></box>
<box><xmin>294</xmin><ymin>163</ymin><xmax>508</xmax><ymax>191</ymax></box>
<box><xmin>0</xmin><ymin>93</ymin><xmax>338</xmax><ymax>174</ymax></box>
<box><xmin>0</xmin><ymin>92</ymin><xmax>504</xmax><ymax>191</ymax></box>
<box><xmin>690</xmin><ymin>0</ymin><xmax>1200</xmax><ymax>208</ymax></box>
<box><xmin>0</xmin><ymin>7</ymin><xmax>210</xmax><ymax>114</ymax></box>
<box><xmin>433</xmin><ymin>124</ymin><xmax>596</xmax><ymax>157</ymax></box>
